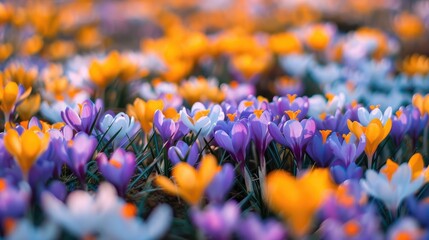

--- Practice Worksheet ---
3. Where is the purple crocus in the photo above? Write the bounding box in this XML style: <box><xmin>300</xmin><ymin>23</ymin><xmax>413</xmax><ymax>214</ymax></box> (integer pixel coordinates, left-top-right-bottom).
<box><xmin>236</xmin><ymin>214</ymin><xmax>286</xmax><ymax>240</ymax></box>
<box><xmin>306</xmin><ymin>130</ymin><xmax>335</xmax><ymax>167</ymax></box>
<box><xmin>249</xmin><ymin>110</ymin><xmax>273</xmax><ymax>172</ymax></box>
<box><xmin>269</xmin><ymin>95</ymin><xmax>309</xmax><ymax>123</ymax></box>
<box><xmin>405</xmin><ymin>106</ymin><xmax>429</xmax><ymax>147</ymax></box>
<box><xmin>214</xmin><ymin>119</ymin><xmax>250</xmax><ymax>170</ymax></box>
<box><xmin>190</xmin><ymin>201</ymin><xmax>240</xmax><ymax>240</ymax></box>
<box><xmin>96</xmin><ymin>148</ymin><xmax>136</xmax><ymax>197</ymax></box>
<box><xmin>330</xmin><ymin>162</ymin><xmax>363</xmax><ymax>184</ymax></box>
<box><xmin>62</xmin><ymin>132</ymin><xmax>98</xmax><ymax>186</ymax></box>
<box><xmin>0</xmin><ymin>180</ymin><xmax>30</xmax><ymax>223</ymax></box>
<box><xmin>407</xmin><ymin>197</ymin><xmax>429</xmax><ymax>228</ymax></box>
<box><xmin>61</xmin><ymin>99</ymin><xmax>103</xmax><ymax>134</ymax></box>
<box><xmin>328</xmin><ymin>132</ymin><xmax>366</xmax><ymax>167</ymax></box>
<box><xmin>268</xmin><ymin>118</ymin><xmax>316</xmax><ymax>167</ymax></box>
<box><xmin>390</xmin><ymin>108</ymin><xmax>411</xmax><ymax>147</ymax></box>
<box><xmin>154</xmin><ymin>110</ymin><xmax>189</xmax><ymax>149</ymax></box>
<box><xmin>315</xmin><ymin>110</ymin><xmax>351</xmax><ymax>135</ymax></box>
<box><xmin>168</xmin><ymin>140</ymin><xmax>199</xmax><ymax>166</ymax></box>
<box><xmin>206</xmin><ymin>163</ymin><xmax>234</xmax><ymax>204</ymax></box>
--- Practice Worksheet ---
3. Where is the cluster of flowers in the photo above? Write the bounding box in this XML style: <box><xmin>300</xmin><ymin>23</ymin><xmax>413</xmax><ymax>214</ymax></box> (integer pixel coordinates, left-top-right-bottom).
<box><xmin>1</xmin><ymin>0</ymin><xmax>429</xmax><ymax>240</ymax></box>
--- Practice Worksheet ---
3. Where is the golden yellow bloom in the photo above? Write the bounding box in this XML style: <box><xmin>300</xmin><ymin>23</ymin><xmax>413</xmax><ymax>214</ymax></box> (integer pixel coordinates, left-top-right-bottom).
<box><xmin>16</xmin><ymin>94</ymin><xmax>41</xmax><ymax>120</ymax></box>
<box><xmin>355</xmin><ymin>28</ymin><xmax>388</xmax><ymax>60</ymax></box>
<box><xmin>402</xmin><ymin>54</ymin><xmax>429</xmax><ymax>76</ymax></box>
<box><xmin>347</xmin><ymin>118</ymin><xmax>392</xmax><ymax>161</ymax></box>
<box><xmin>394</xmin><ymin>12</ymin><xmax>424</xmax><ymax>40</ymax></box>
<box><xmin>155</xmin><ymin>154</ymin><xmax>220</xmax><ymax>205</ymax></box>
<box><xmin>265</xmin><ymin>169</ymin><xmax>334</xmax><ymax>237</ymax></box>
<box><xmin>306</xmin><ymin>25</ymin><xmax>331</xmax><ymax>51</ymax></box>
<box><xmin>88</xmin><ymin>51</ymin><xmax>121</xmax><ymax>89</ymax></box>
<box><xmin>4</xmin><ymin>128</ymin><xmax>49</xmax><ymax>175</ymax></box>
<box><xmin>126</xmin><ymin>98</ymin><xmax>164</xmax><ymax>134</ymax></box>
<box><xmin>76</xmin><ymin>26</ymin><xmax>102</xmax><ymax>49</ymax></box>
<box><xmin>231</xmin><ymin>50</ymin><xmax>271</xmax><ymax>79</ymax></box>
<box><xmin>21</xmin><ymin>35</ymin><xmax>44</xmax><ymax>56</ymax></box>
<box><xmin>269</xmin><ymin>32</ymin><xmax>302</xmax><ymax>55</ymax></box>
<box><xmin>179</xmin><ymin>77</ymin><xmax>225</xmax><ymax>104</ymax></box>
<box><xmin>46</xmin><ymin>40</ymin><xmax>76</xmax><ymax>61</ymax></box>
<box><xmin>0</xmin><ymin>3</ymin><xmax>12</xmax><ymax>24</ymax></box>
<box><xmin>0</xmin><ymin>43</ymin><xmax>13</xmax><ymax>62</ymax></box>
<box><xmin>4</xmin><ymin>64</ymin><xmax>38</xmax><ymax>89</ymax></box>
<box><xmin>0</xmin><ymin>81</ymin><xmax>31</xmax><ymax>115</ymax></box>
<box><xmin>412</xmin><ymin>93</ymin><xmax>429</xmax><ymax>115</ymax></box>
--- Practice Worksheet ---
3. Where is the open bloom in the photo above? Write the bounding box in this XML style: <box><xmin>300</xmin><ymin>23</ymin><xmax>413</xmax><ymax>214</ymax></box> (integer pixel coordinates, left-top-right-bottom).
<box><xmin>155</xmin><ymin>154</ymin><xmax>220</xmax><ymax>205</ymax></box>
<box><xmin>96</xmin><ymin>148</ymin><xmax>136</xmax><ymax>197</ymax></box>
<box><xmin>180</xmin><ymin>102</ymin><xmax>224</xmax><ymax>138</ymax></box>
<box><xmin>154</xmin><ymin>110</ymin><xmax>188</xmax><ymax>148</ymax></box>
<box><xmin>0</xmin><ymin>81</ymin><xmax>31</xmax><ymax>116</ymax></box>
<box><xmin>361</xmin><ymin>160</ymin><xmax>425</xmax><ymax>211</ymax></box>
<box><xmin>268</xmin><ymin>118</ymin><xmax>316</xmax><ymax>166</ymax></box>
<box><xmin>126</xmin><ymin>98</ymin><xmax>164</xmax><ymax>134</ymax></box>
<box><xmin>265</xmin><ymin>169</ymin><xmax>334</xmax><ymax>237</ymax></box>
<box><xmin>98</xmin><ymin>112</ymin><xmax>140</xmax><ymax>148</ymax></box>
<box><xmin>4</xmin><ymin>128</ymin><xmax>50</xmax><ymax>176</ymax></box>
<box><xmin>61</xmin><ymin>99</ymin><xmax>102</xmax><ymax>134</ymax></box>
<box><xmin>357</xmin><ymin>106</ymin><xmax>392</xmax><ymax>126</ymax></box>
<box><xmin>347</xmin><ymin>118</ymin><xmax>391</xmax><ymax>165</ymax></box>
<box><xmin>236</xmin><ymin>214</ymin><xmax>286</xmax><ymax>240</ymax></box>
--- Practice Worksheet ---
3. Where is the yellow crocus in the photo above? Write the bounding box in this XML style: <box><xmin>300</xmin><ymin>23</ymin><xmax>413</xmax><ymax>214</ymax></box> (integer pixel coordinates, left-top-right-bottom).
<box><xmin>16</xmin><ymin>94</ymin><xmax>41</xmax><ymax>120</ymax></box>
<box><xmin>4</xmin><ymin>64</ymin><xmax>38</xmax><ymax>90</ymax></box>
<box><xmin>88</xmin><ymin>51</ymin><xmax>121</xmax><ymax>89</ymax></box>
<box><xmin>402</xmin><ymin>54</ymin><xmax>429</xmax><ymax>76</ymax></box>
<box><xmin>3</xmin><ymin>128</ymin><xmax>50</xmax><ymax>175</ymax></box>
<box><xmin>0</xmin><ymin>43</ymin><xmax>13</xmax><ymax>62</ymax></box>
<box><xmin>265</xmin><ymin>169</ymin><xmax>334</xmax><ymax>237</ymax></box>
<box><xmin>126</xmin><ymin>98</ymin><xmax>164</xmax><ymax>134</ymax></box>
<box><xmin>0</xmin><ymin>81</ymin><xmax>31</xmax><ymax>115</ymax></box>
<box><xmin>393</xmin><ymin>12</ymin><xmax>424</xmax><ymax>40</ymax></box>
<box><xmin>412</xmin><ymin>93</ymin><xmax>429</xmax><ymax>115</ymax></box>
<box><xmin>269</xmin><ymin>32</ymin><xmax>302</xmax><ymax>55</ymax></box>
<box><xmin>306</xmin><ymin>25</ymin><xmax>331</xmax><ymax>51</ymax></box>
<box><xmin>155</xmin><ymin>154</ymin><xmax>220</xmax><ymax>205</ymax></box>
<box><xmin>347</xmin><ymin>118</ymin><xmax>392</xmax><ymax>163</ymax></box>
<box><xmin>178</xmin><ymin>77</ymin><xmax>225</xmax><ymax>104</ymax></box>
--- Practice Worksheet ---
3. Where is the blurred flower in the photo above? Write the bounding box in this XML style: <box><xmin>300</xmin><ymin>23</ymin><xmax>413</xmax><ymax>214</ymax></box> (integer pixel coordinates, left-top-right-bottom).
<box><xmin>412</xmin><ymin>93</ymin><xmax>429</xmax><ymax>115</ymax></box>
<box><xmin>16</xmin><ymin>94</ymin><xmax>41</xmax><ymax>121</ymax></box>
<box><xmin>236</xmin><ymin>214</ymin><xmax>286</xmax><ymax>240</ymax></box>
<box><xmin>279</xmin><ymin>53</ymin><xmax>314</xmax><ymax>78</ymax></box>
<box><xmin>386</xmin><ymin>218</ymin><xmax>423</xmax><ymax>240</ymax></box>
<box><xmin>206</xmin><ymin>163</ymin><xmax>234</xmax><ymax>204</ymax></box>
<box><xmin>0</xmin><ymin>81</ymin><xmax>31</xmax><ymax>119</ymax></box>
<box><xmin>5</xmin><ymin>219</ymin><xmax>58</xmax><ymax>240</ymax></box>
<box><xmin>155</xmin><ymin>154</ymin><xmax>220</xmax><ymax>205</ymax></box>
<box><xmin>88</xmin><ymin>51</ymin><xmax>121</xmax><ymax>89</ymax></box>
<box><xmin>308</xmin><ymin>93</ymin><xmax>346</xmax><ymax>119</ymax></box>
<box><xmin>401</xmin><ymin>54</ymin><xmax>429</xmax><ymax>76</ymax></box>
<box><xmin>265</xmin><ymin>169</ymin><xmax>334</xmax><ymax>237</ymax></box>
<box><xmin>0</xmin><ymin>179</ymin><xmax>30</xmax><ymax>222</ymax></box>
<box><xmin>97</xmin><ymin>148</ymin><xmax>136</xmax><ymax>197</ymax></box>
<box><xmin>3</xmin><ymin>64</ymin><xmax>38</xmax><ymax>90</ymax></box>
<box><xmin>393</xmin><ymin>12</ymin><xmax>424</xmax><ymax>40</ymax></box>
<box><xmin>305</xmin><ymin>24</ymin><xmax>335</xmax><ymax>51</ymax></box>
<box><xmin>221</xmin><ymin>81</ymin><xmax>255</xmax><ymax>103</ymax></box>
<box><xmin>179</xmin><ymin>77</ymin><xmax>225</xmax><ymax>104</ymax></box>
<box><xmin>407</xmin><ymin>196</ymin><xmax>429</xmax><ymax>228</ymax></box>
<box><xmin>190</xmin><ymin>201</ymin><xmax>240</xmax><ymax>240</ymax></box>
<box><xmin>269</xmin><ymin>32</ymin><xmax>302</xmax><ymax>55</ymax></box>
<box><xmin>404</xmin><ymin>106</ymin><xmax>428</xmax><ymax>146</ymax></box>
<box><xmin>390</xmin><ymin>108</ymin><xmax>411</xmax><ymax>146</ymax></box>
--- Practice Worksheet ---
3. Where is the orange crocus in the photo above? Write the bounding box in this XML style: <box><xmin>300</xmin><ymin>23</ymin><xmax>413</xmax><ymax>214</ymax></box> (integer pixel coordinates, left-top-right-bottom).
<box><xmin>88</xmin><ymin>51</ymin><xmax>121</xmax><ymax>89</ymax></box>
<box><xmin>265</xmin><ymin>168</ymin><xmax>334</xmax><ymax>237</ymax></box>
<box><xmin>412</xmin><ymin>93</ymin><xmax>429</xmax><ymax>116</ymax></box>
<box><xmin>347</xmin><ymin>118</ymin><xmax>391</xmax><ymax>166</ymax></box>
<box><xmin>382</xmin><ymin>153</ymin><xmax>429</xmax><ymax>181</ymax></box>
<box><xmin>126</xmin><ymin>98</ymin><xmax>164</xmax><ymax>134</ymax></box>
<box><xmin>155</xmin><ymin>154</ymin><xmax>220</xmax><ymax>205</ymax></box>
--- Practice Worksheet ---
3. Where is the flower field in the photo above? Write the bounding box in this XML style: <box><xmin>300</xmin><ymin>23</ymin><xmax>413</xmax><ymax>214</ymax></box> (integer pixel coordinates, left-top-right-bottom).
<box><xmin>1</xmin><ymin>0</ymin><xmax>429</xmax><ymax>239</ymax></box>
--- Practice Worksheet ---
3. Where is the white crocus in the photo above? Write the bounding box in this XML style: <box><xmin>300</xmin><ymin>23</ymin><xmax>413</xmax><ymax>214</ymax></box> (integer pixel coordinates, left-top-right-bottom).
<box><xmin>180</xmin><ymin>102</ymin><xmax>224</xmax><ymax>138</ymax></box>
<box><xmin>6</xmin><ymin>220</ymin><xmax>59</xmax><ymax>240</ymax></box>
<box><xmin>360</xmin><ymin>164</ymin><xmax>424</xmax><ymax>211</ymax></box>
<box><xmin>357</xmin><ymin>106</ymin><xmax>392</xmax><ymax>126</ymax></box>
<box><xmin>308</xmin><ymin>93</ymin><xmax>346</xmax><ymax>118</ymax></box>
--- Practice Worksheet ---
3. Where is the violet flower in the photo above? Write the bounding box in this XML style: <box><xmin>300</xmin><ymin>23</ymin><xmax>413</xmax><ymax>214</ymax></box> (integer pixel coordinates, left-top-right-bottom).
<box><xmin>249</xmin><ymin>110</ymin><xmax>273</xmax><ymax>171</ymax></box>
<box><xmin>236</xmin><ymin>214</ymin><xmax>286</xmax><ymax>240</ymax></box>
<box><xmin>328</xmin><ymin>133</ymin><xmax>366</xmax><ymax>167</ymax></box>
<box><xmin>168</xmin><ymin>140</ymin><xmax>199</xmax><ymax>166</ymax></box>
<box><xmin>330</xmin><ymin>162</ymin><xmax>363</xmax><ymax>184</ymax></box>
<box><xmin>407</xmin><ymin>197</ymin><xmax>429</xmax><ymax>229</ymax></box>
<box><xmin>61</xmin><ymin>99</ymin><xmax>103</xmax><ymax>134</ymax></box>
<box><xmin>390</xmin><ymin>108</ymin><xmax>411</xmax><ymax>147</ymax></box>
<box><xmin>268</xmin><ymin>118</ymin><xmax>316</xmax><ymax>167</ymax></box>
<box><xmin>206</xmin><ymin>163</ymin><xmax>234</xmax><ymax>204</ymax></box>
<box><xmin>154</xmin><ymin>110</ymin><xmax>189</xmax><ymax>149</ymax></box>
<box><xmin>306</xmin><ymin>130</ymin><xmax>335</xmax><ymax>167</ymax></box>
<box><xmin>0</xmin><ymin>180</ymin><xmax>30</xmax><ymax>223</ymax></box>
<box><xmin>315</xmin><ymin>109</ymin><xmax>351</xmax><ymax>135</ymax></box>
<box><xmin>62</xmin><ymin>132</ymin><xmax>98</xmax><ymax>186</ymax></box>
<box><xmin>96</xmin><ymin>148</ymin><xmax>136</xmax><ymax>197</ymax></box>
<box><xmin>214</xmin><ymin>119</ymin><xmax>250</xmax><ymax>170</ymax></box>
<box><xmin>405</xmin><ymin>106</ymin><xmax>429</xmax><ymax>147</ymax></box>
<box><xmin>190</xmin><ymin>201</ymin><xmax>240</xmax><ymax>240</ymax></box>
<box><xmin>269</xmin><ymin>95</ymin><xmax>309</xmax><ymax>123</ymax></box>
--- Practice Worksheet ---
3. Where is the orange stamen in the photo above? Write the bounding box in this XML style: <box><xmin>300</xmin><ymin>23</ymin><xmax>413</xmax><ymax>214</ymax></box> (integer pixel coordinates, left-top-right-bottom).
<box><xmin>326</xmin><ymin>93</ymin><xmax>335</xmax><ymax>102</ymax></box>
<box><xmin>254</xmin><ymin>109</ymin><xmax>264</xmax><ymax>118</ymax></box>
<box><xmin>342</xmin><ymin>133</ymin><xmax>352</xmax><ymax>144</ymax></box>
<box><xmin>285</xmin><ymin>110</ymin><xmax>301</xmax><ymax>120</ymax></box>
<box><xmin>227</xmin><ymin>113</ymin><xmax>237</xmax><ymax>121</ymax></box>
<box><xmin>369</xmin><ymin>105</ymin><xmax>380</xmax><ymax>110</ymax></box>
<box><xmin>243</xmin><ymin>101</ymin><xmax>253</xmax><ymax>107</ymax></box>
<box><xmin>319</xmin><ymin>130</ymin><xmax>332</xmax><ymax>144</ymax></box>
<box><xmin>343</xmin><ymin>220</ymin><xmax>360</xmax><ymax>237</ymax></box>
<box><xmin>0</xmin><ymin>179</ymin><xmax>6</xmax><ymax>191</ymax></box>
<box><xmin>110</xmin><ymin>159</ymin><xmax>122</xmax><ymax>168</ymax></box>
<box><xmin>287</xmin><ymin>94</ymin><xmax>297</xmax><ymax>102</ymax></box>
<box><xmin>121</xmin><ymin>203</ymin><xmax>137</xmax><ymax>219</ymax></box>
<box><xmin>396</xmin><ymin>110</ymin><xmax>402</xmax><ymax>118</ymax></box>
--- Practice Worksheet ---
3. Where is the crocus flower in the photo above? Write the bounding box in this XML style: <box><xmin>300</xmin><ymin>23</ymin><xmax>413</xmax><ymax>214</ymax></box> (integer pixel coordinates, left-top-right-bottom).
<box><xmin>308</xmin><ymin>93</ymin><xmax>346</xmax><ymax>119</ymax></box>
<box><xmin>168</xmin><ymin>140</ymin><xmax>199</xmax><ymax>166</ymax></box>
<box><xmin>0</xmin><ymin>179</ymin><xmax>30</xmax><ymax>222</ymax></box>
<box><xmin>180</xmin><ymin>102</ymin><xmax>224</xmax><ymax>139</ymax></box>
<box><xmin>381</xmin><ymin>153</ymin><xmax>429</xmax><ymax>181</ymax></box>
<box><xmin>126</xmin><ymin>98</ymin><xmax>164</xmax><ymax>135</ymax></box>
<box><xmin>96</xmin><ymin>148</ymin><xmax>136</xmax><ymax>197</ymax></box>
<box><xmin>88</xmin><ymin>51</ymin><xmax>121</xmax><ymax>89</ymax></box>
<box><xmin>360</xmin><ymin>162</ymin><xmax>425</xmax><ymax>211</ymax></box>
<box><xmin>249</xmin><ymin>110</ymin><xmax>273</xmax><ymax>171</ymax></box>
<box><xmin>236</xmin><ymin>214</ymin><xmax>286</xmax><ymax>240</ymax></box>
<box><xmin>306</xmin><ymin>130</ymin><xmax>335</xmax><ymax>167</ymax></box>
<box><xmin>155</xmin><ymin>154</ymin><xmax>220</xmax><ymax>205</ymax></box>
<box><xmin>386</xmin><ymin>218</ymin><xmax>423</xmax><ymax>240</ymax></box>
<box><xmin>61</xmin><ymin>132</ymin><xmax>97</xmax><ymax>186</ymax></box>
<box><xmin>328</xmin><ymin>132</ymin><xmax>366</xmax><ymax>167</ymax></box>
<box><xmin>330</xmin><ymin>162</ymin><xmax>363</xmax><ymax>184</ymax></box>
<box><xmin>5</xmin><ymin>219</ymin><xmax>58</xmax><ymax>240</ymax></box>
<box><xmin>407</xmin><ymin>197</ymin><xmax>429</xmax><ymax>228</ymax></box>
<box><xmin>405</xmin><ymin>106</ymin><xmax>428</xmax><ymax>147</ymax></box>
<box><xmin>268</xmin><ymin>118</ymin><xmax>316</xmax><ymax>167</ymax></box>
<box><xmin>206</xmin><ymin>163</ymin><xmax>234</xmax><ymax>204</ymax></box>
<box><xmin>347</xmin><ymin>118</ymin><xmax>391</xmax><ymax>167</ymax></box>
<box><xmin>0</xmin><ymin>81</ymin><xmax>31</xmax><ymax>120</ymax></box>
<box><xmin>154</xmin><ymin>110</ymin><xmax>189</xmax><ymax>148</ymax></box>
<box><xmin>214</xmin><ymin>119</ymin><xmax>250</xmax><ymax>169</ymax></box>
<box><xmin>61</xmin><ymin>98</ymin><xmax>103</xmax><ymax>134</ymax></box>
<box><xmin>269</xmin><ymin>94</ymin><xmax>309</xmax><ymax>123</ymax></box>
<box><xmin>316</xmin><ymin>109</ymin><xmax>351</xmax><ymax>135</ymax></box>
<box><xmin>412</xmin><ymin>93</ymin><xmax>429</xmax><ymax>115</ymax></box>
<box><xmin>357</xmin><ymin>105</ymin><xmax>392</xmax><ymax>126</ymax></box>
<box><xmin>265</xmin><ymin>169</ymin><xmax>334</xmax><ymax>237</ymax></box>
<box><xmin>98</xmin><ymin>112</ymin><xmax>140</xmax><ymax>148</ymax></box>
<box><xmin>190</xmin><ymin>201</ymin><xmax>240</xmax><ymax>240</ymax></box>
<box><xmin>279</xmin><ymin>53</ymin><xmax>314</xmax><ymax>78</ymax></box>
<box><xmin>3</xmin><ymin>128</ymin><xmax>50</xmax><ymax>176</ymax></box>
<box><xmin>390</xmin><ymin>108</ymin><xmax>411</xmax><ymax>146</ymax></box>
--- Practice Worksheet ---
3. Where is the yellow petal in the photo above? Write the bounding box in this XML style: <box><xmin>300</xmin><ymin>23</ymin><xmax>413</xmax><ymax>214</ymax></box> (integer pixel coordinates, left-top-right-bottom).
<box><xmin>365</xmin><ymin>120</ymin><xmax>382</xmax><ymax>143</ymax></box>
<box><xmin>381</xmin><ymin>159</ymin><xmax>399</xmax><ymax>181</ymax></box>
<box><xmin>197</xmin><ymin>154</ymin><xmax>219</xmax><ymax>188</ymax></box>
<box><xmin>21</xmin><ymin>131</ymin><xmax>43</xmax><ymax>171</ymax></box>
<box><xmin>4</xmin><ymin>129</ymin><xmax>21</xmax><ymax>157</ymax></box>
<box><xmin>155</xmin><ymin>175</ymin><xmax>179</xmax><ymax>196</ymax></box>
<box><xmin>409</xmin><ymin>153</ymin><xmax>424</xmax><ymax>179</ymax></box>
